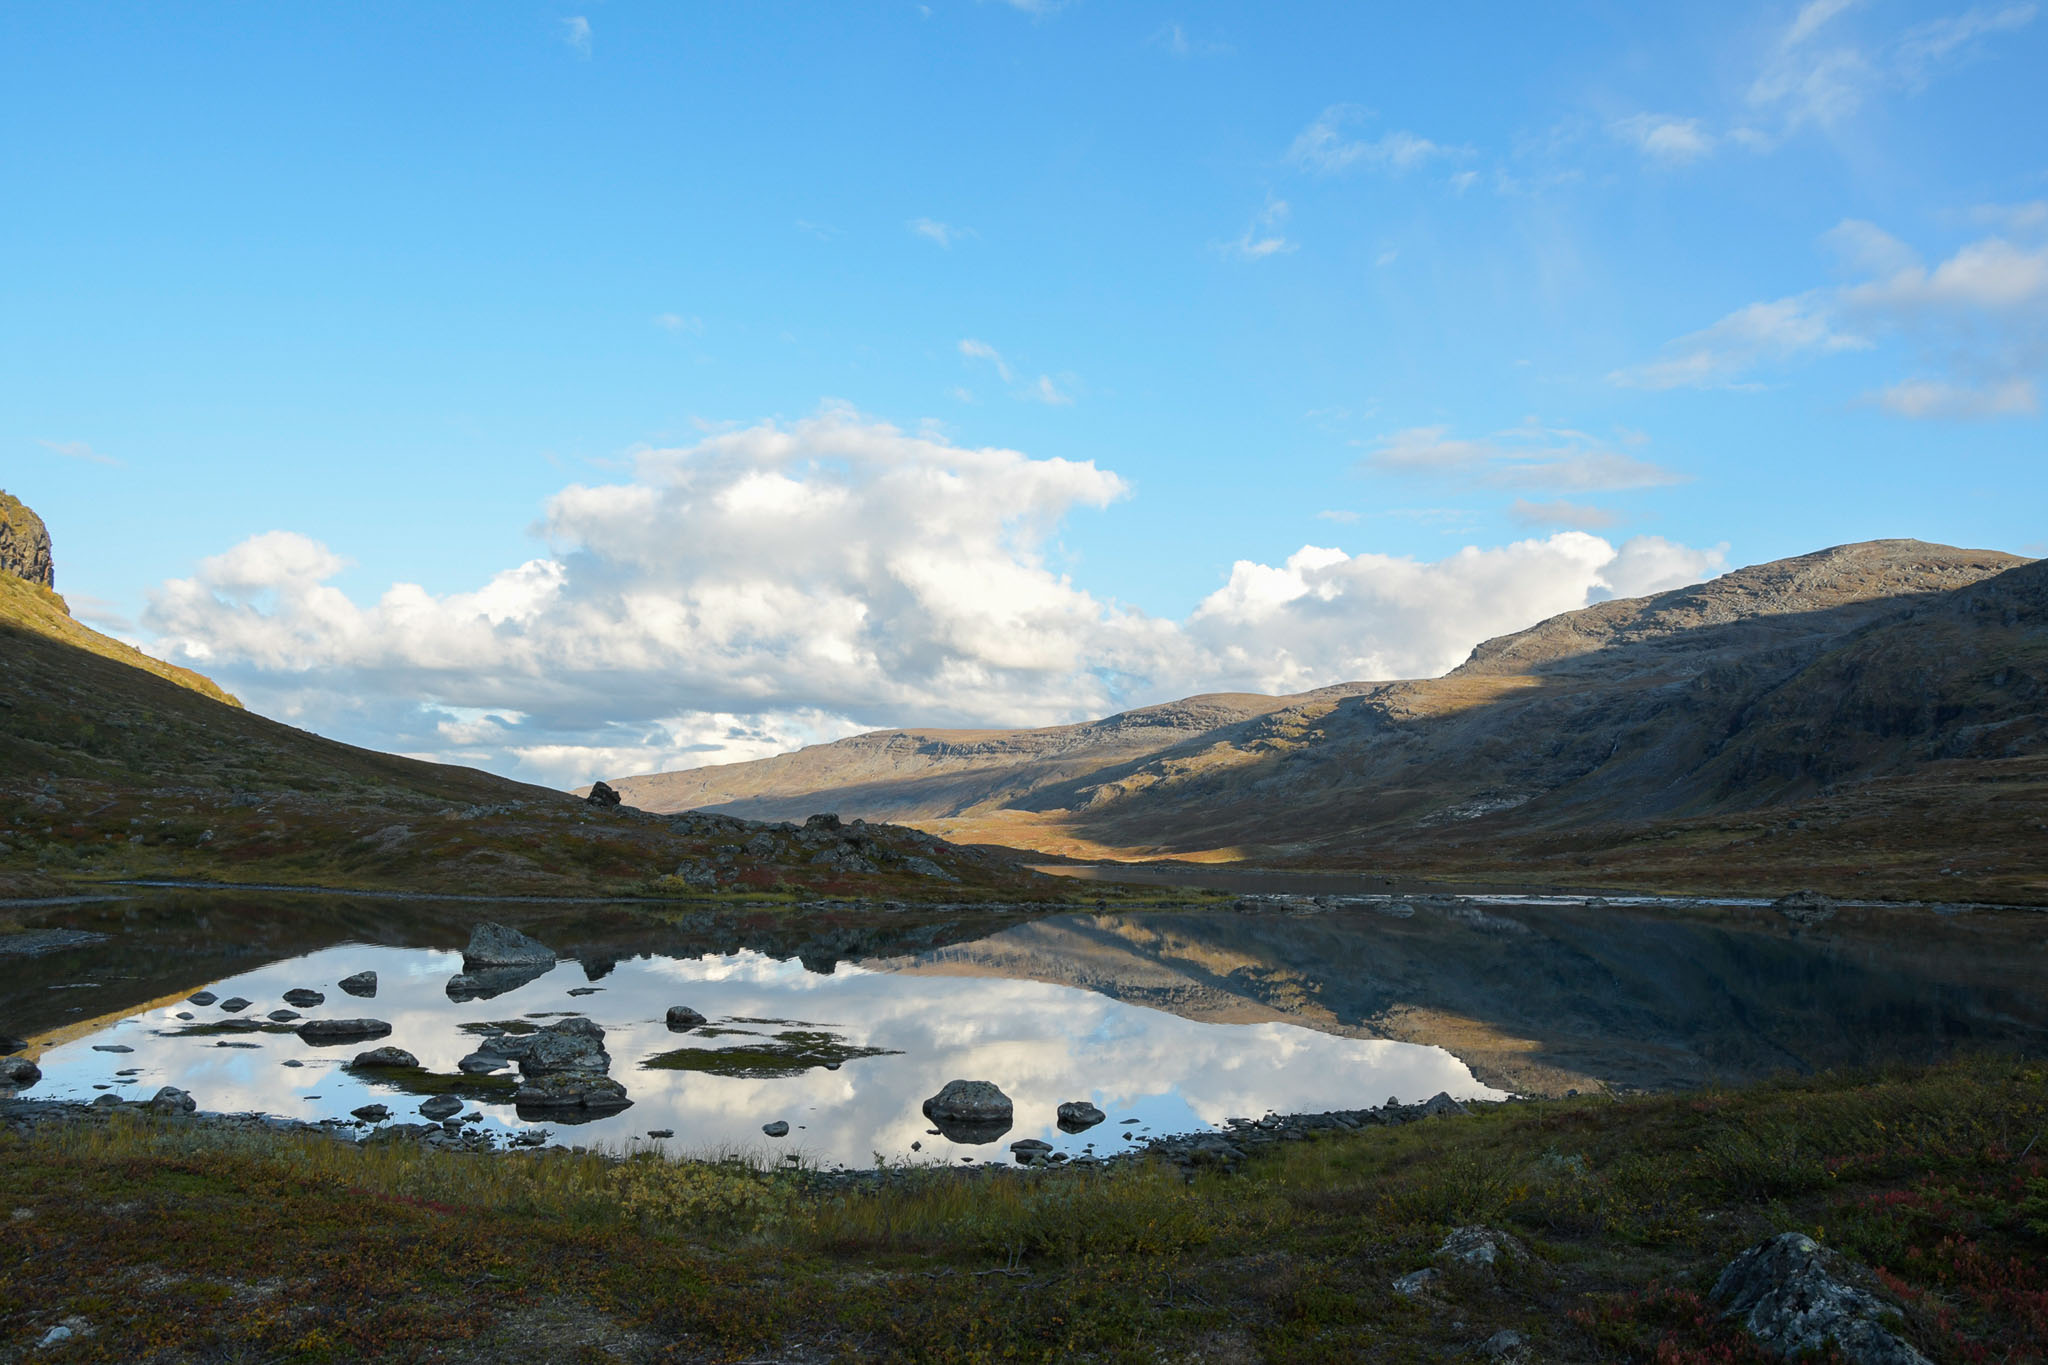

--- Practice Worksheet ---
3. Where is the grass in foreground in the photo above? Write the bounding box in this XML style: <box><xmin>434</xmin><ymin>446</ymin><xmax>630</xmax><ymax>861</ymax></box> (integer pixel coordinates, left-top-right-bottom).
<box><xmin>3</xmin><ymin>1054</ymin><xmax>2046</xmax><ymax>1362</ymax></box>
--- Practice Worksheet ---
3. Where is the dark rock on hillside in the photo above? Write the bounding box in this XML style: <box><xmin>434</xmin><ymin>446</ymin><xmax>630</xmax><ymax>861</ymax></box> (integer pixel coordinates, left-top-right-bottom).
<box><xmin>1713</xmin><ymin>1232</ymin><xmax>1930</xmax><ymax>1364</ymax></box>
<box><xmin>585</xmin><ymin>780</ymin><xmax>622</xmax><ymax>808</ymax></box>
<box><xmin>0</xmin><ymin>491</ymin><xmax>55</xmax><ymax>589</ymax></box>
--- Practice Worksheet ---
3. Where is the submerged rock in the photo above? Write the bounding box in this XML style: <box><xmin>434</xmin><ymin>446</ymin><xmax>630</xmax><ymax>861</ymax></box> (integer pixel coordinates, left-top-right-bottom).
<box><xmin>187</xmin><ymin>991</ymin><xmax>217</xmax><ymax>1006</ymax></box>
<box><xmin>352</xmin><ymin>1103</ymin><xmax>391</xmax><ymax>1123</ymax></box>
<box><xmin>461</xmin><ymin>922</ymin><xmax>557</xmax><ymax>970</ymax></box>
<box><xmin>457</xmin><ymin>1051</ymin><xmax>511</xmax><ymax>1075</ymax></box>
<box><xmin>337</xmin><ymin>971</ymin><xmax>378</xmax><ymax>998</ymax></box>
<box><xmin>217</xmin><ymin>997</ymin><xmax>252</xmax><ymax>1013</ymax></box>
<box><xmin>1713</xmin><ymin>1232</ymin><xmax>1930</xmax><ymax>1364</ymax></box>
<box><xmin>296</xmin><ymin>1018</ymin><xmax>393</xmax><ymax>1046</ymax></box>
<box><xmin>282</xmin><ymin>989</ymin><xmax>326</xmax><ymax>1008</ymax></box>
<box><xmin>665</xmin><ymin>1005</ymin><xmax>707</xmax><ymax>1031</ymax></box>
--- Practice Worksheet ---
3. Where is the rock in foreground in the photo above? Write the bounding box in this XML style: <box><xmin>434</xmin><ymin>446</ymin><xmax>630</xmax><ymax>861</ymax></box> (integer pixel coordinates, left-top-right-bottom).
<box><xmin>1713</xmin><ymin>1232</ymin><xmax>1930</xmax><ymax>1364</ymax></box>
<box><xmin>1056</xmin><ymin>1100</ymin><xmax>1106</xmax><ymax>1132</ymax></box>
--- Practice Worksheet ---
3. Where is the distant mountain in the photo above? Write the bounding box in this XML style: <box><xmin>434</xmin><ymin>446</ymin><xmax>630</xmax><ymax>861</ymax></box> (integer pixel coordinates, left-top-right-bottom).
<box><xmin>0</xmin><ymin>497</ymin><xmax>1035</xmax><ymax>901</ymax></box>
<box><xmin>607</xmin><ymin>540</ymin><xmax>2048</xmax><ymax>903</ymax></box>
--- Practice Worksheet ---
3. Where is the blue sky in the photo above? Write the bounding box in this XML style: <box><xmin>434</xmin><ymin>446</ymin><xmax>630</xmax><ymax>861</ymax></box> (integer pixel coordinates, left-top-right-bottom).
<box><xmin>4</xmin><ymin>2</ymin><xmax>2044</xmax><ymax>786</ymax></box>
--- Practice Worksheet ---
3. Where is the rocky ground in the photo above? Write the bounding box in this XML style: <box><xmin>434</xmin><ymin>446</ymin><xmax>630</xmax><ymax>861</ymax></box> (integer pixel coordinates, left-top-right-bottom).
<box><xmin>2</xmin><ymin>1052</ymin><xmax>2041</xmax><ymax>1362</ymax></box>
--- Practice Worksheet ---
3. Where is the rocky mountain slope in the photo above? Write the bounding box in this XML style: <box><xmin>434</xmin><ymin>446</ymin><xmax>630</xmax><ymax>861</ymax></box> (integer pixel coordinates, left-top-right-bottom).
<box><xmin>0</xmin><ymin>498</ymin><xmax>1037</xmax><ymax>901</ymax></box>
<box><xmin>607</xmin><ymin>540</ymin><xmax>2048</xmax><ymax>902</ymax></box>
<box><xmin>0</xmin><ymin>490</ymin><xmax>54</xmax><ymax>589</ymax></box>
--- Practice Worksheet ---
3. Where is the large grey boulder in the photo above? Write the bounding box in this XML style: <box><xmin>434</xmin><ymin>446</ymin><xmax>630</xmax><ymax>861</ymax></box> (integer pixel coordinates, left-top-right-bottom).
<box><xmin>295</xmin><ymin>1018</ymin><xmax>393</xmax><ymax>1046</ymax></box>
<box><xmin>1713</xmin><ymin>1232</ymin><xmax>1930</xmax><ymax>1364</ymax></box>
<box><xmin>921</xmin><ymin>1079</ymin><xmax>1014</xmax><ymax>1144</ymax></box>
<box><xmin>584</xmin><ymin>781</ymin><xmax>623</xmax><ymax>808</ymax></box>
<box><xmin>461</xmin><ymin>922</ymin><xmax>557</xmax><ymax>970</ymax></box>
<box><xmin>518</xmin><ymin>1017</ymin><xmax>610</xmax><ymax>1077</ymax></box>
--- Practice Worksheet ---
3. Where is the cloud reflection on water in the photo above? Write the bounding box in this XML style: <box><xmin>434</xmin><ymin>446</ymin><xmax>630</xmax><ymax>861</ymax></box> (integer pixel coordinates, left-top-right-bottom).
<box><xmin>34</xmin><ymin>942</ymin><xmax>1503</xmax><ymax>1167</ymax></box>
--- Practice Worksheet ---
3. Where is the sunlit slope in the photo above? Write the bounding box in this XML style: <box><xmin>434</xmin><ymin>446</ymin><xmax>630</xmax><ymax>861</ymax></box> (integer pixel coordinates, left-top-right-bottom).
<box><xmin>610</xmin><ymin>541</ymin><xmax>2048</xmax><ymax>901</ymax></box>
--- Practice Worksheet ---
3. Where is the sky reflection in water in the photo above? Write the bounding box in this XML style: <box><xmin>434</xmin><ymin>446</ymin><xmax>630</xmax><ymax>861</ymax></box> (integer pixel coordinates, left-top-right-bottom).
<box><xmin>33</xmin><ymin>941</ymin><xmax>1504</xmax><ymax>1166</ymax></box>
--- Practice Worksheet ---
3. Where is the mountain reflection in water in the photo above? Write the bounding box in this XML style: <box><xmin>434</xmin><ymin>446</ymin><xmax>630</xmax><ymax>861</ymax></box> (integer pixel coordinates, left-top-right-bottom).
<box><xmin>8</xmin><ymin>893</ymin><xmax>2045</xmax><ymax>1166</ymax></box>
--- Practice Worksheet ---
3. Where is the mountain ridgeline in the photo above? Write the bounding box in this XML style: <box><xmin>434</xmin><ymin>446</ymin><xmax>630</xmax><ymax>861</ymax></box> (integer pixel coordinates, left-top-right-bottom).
<box><xmin>607</xmin><ymin>540</ymin><xmax>2048</xmax><ymax>902</ymax></box>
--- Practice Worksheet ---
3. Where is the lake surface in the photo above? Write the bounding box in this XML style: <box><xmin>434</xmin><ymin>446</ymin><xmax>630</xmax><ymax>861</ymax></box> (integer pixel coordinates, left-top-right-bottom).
<box><xmin>6</xmin><ymin>890</ymin><xmax>2045</xmax><ymax>1166</ymax></box>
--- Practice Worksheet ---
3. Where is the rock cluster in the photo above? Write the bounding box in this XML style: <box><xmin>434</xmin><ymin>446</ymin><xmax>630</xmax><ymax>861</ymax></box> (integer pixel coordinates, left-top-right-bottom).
<box><xmin>509</xmin><ymin>1016</ymin><xmax>631</xmax><ymax>1117</ymax></box>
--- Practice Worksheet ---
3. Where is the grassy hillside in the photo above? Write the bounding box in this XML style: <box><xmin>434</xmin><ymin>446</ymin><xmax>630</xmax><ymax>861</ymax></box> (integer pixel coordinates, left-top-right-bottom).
<box><xmin>0</xmin><ymin>580</ymin><xmax>1049</xmax><ymax>901</ymax></box>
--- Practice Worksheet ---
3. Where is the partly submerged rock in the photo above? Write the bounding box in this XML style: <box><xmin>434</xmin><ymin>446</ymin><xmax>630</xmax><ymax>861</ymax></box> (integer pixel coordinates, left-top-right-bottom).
<box><xmin>350</xmin><ymin>1046</ymin><xmax>420</xmax><ymax>1070</ymax></box>
<box><xmin>0</xmin><ymin>1056</ymin><xmax>42</xmax><ymax>1090</ymax></box>
<box><xmin>513</xmin><ymin>1073</ymin><xmax>632</xmax><ymax>1117</ymax></box>
<box><xmin>1419</xmin><ymin>1092</ymin><xmax>1471</xmax><ymax>1118</ymax></box>
<box><xmin>762</xmin><ymin>1120</ymin><xmax>790</xmax><ymax>1137</ymax></box>
<box><xmin>461</xmin><ymin>922</ymin><xmax>557</xmax><ymax>971</ymax></box>
<box><xmin>296</xmin><ymin>1018</ymin><xmax>393</xmax><ymax>1046</ymax></box>
<box><xmin>518</xmin><ymin>1017</ymin><xmax>610</xmax><ymax>1077</ymax></box>
<box><xmin>419</xmin><ymin>1095</ymin><xmax>463</xmax><ymax>1121</ymax></box>
<box><xmin>1712</xmin><ymin>1232</ymin><xmax>1930</xmax><ymax>1364</ymax></box>
<box><xmin>665</xmin><ymin>1005</ymin><xmax>707</xmax><ymax>1031</ymax></box>
<box><xmin>457</xmin><ymin>1051</ymin><xmax>511</xmax><ymax>1075</ymax></box>
<box><xmin>217</xmin><ymin>997</ymin><xmax>252</xmax><ymax>1013</ymax></box>
<box><xmin>1009</xmin><ymin>1138</ymin><xmax>1053</xmax><ymax>1163</ymax></box>
<box><xmin>282</xmin><ymin>988</ymin><xmax>326</xmax><ymax>1008</ymax></box>
<box><xmin>337</xmin><ymin>971</ymin><xmax>378</xmax><ymax>998</ymax></box>
<box><xmin>352</xmin><ymin>1103</ymin><xmax>391</xmax><ymax>1123</ymax></box>
<box><xmin>922</xmin><ymin>1079</ymin><xmax>1014</xmax><ymax>1144</ymax></box>
<box><xmin>187</xmin><ymin>991</ymin><xmax>217</xmax><ymax>1006</ymax></box>
<box><xmin>1056</xmin><ymin>1100</ymin><xmax>1107</xmax><ymax>1132</ymax></box>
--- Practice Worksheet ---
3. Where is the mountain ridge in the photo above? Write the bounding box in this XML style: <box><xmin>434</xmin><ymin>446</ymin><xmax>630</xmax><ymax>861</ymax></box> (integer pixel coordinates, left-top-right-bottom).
<box><xmin>605</xmin><ymin>539</ymin><xmax>2048</xmax><ymax>902</ymax></box>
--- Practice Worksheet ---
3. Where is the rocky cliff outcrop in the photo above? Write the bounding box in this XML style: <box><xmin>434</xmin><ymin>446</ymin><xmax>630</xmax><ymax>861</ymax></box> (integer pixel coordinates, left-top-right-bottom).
<box><xmin>0</xmin><ymin>491</ymin><xmax>55</xmax><ymax>589</ymax></box>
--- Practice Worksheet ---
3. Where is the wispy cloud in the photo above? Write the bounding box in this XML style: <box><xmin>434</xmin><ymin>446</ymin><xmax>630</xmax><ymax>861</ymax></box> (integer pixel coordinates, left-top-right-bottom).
<box><xmin>1750</xmin><ymin>0</ymin><xmax>2035</xmax><ymax>127</ymax></box>
<box><xmin>560</xmin><ymin>16</ymin><xmax>592</xmax><ymax>58</ymax></box>
<box><xmin>38</xmin><ymin>439</ymin><xmax>122</xmax><ymax>468</ymax></box>
<box><xmin>1508</xmin><ymin>498</ymin><xmax>1620</xmax><ymax>530</ymax></box>
<box><xmin>910</xmin><ymin>218</ymin><xmax>972</xmax><ymax>248</ymax></box>
<box><xmin>1028</xmin><ymin>375</ymin><xmax>1074</xmax><ymax>406</ymax></box>
<box><xmin>1364</xmin><ymin>424</ymin><xmax>1686</xmax><ymax>492</ymax></box>
<box><xmin>1287</xmin><ymin>104</ymin><xmax>1467</xmax><ymax>174</ymax></box>
<box><xmin>1225</xmin><ymin>197</ymin><xmax>1294</xmax><ymax>260</ymax></box>
<box><xmin>1609</xmin><ymin>113</ymin><xmax>1717</xmax><ymax>165</ymax></box>
<box><xmin>1615</xmin><ymin>223</ymin><xmax>2048</xmax><ymax>415</ymax></box>
<box><xmin>958</xmin><ymin>338</ymin><xmax>1012</xmax><ymax>383</ymax></box>
<box><xmin>653</xmin><ymin>313</ymin><xmax>704</xmax><ymax>334</ymax></box>
<box><xmin>794</xmin><ymin>219</ymin><xmax>839</xmax><ymax>241</ymax></box>
<box><xmin>1150</xmin><ymin>22</ymin><xmax>1231</xmax><ymax>57</ymax></box>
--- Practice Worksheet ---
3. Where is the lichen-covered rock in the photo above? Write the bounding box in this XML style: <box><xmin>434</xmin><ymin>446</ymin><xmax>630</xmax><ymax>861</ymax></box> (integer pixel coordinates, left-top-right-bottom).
<box><xmin>1436</xmin><ymin>1225</ymin><xmax>1528</xmax><ymax>1269</ymax></box>
<box><xmin>518</xmin><ymin>1016</ymin><xmax>610</xmax><ymax>1077</ymax></box>
<box><xmin>0</xmin><ymin>490</ymin><xmax>55</xmax><ymax>588</ymax></box>
<box><xmin>148</xmin><ymin>1086</ymin><xmax>197</xmax><ymax>1114</ymax></box>
<box><xmin>1713</xmin><ymin>1232</ymin><xmax>1930</xmax><ymax>1364</ymax></box>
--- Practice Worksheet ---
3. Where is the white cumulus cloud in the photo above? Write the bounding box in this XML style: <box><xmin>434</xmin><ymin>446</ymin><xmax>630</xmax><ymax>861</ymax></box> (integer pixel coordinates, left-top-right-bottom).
<box><xmin>144</xmin><ymin>412</ymin><xmax>1726</xmax><ymax>788</ymax></box>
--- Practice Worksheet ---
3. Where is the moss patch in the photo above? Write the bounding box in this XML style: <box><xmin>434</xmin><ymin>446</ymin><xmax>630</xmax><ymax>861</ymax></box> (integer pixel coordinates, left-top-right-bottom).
<box><xmin>640</xmin><ymin>1029</ymin><xmax>902</xmax><ymax>1078</ymax></box>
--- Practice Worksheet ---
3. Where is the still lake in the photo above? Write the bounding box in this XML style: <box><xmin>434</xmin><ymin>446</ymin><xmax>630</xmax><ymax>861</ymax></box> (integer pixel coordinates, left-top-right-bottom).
<box><xmin>7</xmin><ymin>889</ymin><xmax>2045</xmax><ymax>1166</ymax></box>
